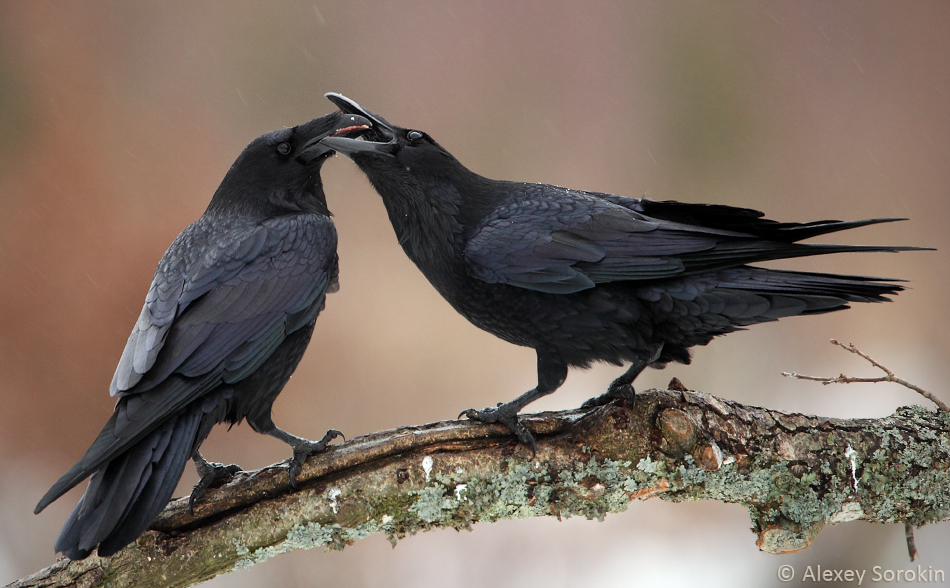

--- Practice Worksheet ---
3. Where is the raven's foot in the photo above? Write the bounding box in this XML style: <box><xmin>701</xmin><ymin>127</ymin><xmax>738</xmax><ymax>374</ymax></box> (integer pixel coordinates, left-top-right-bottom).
<box><xmin>460</xmin><ymin>404</ymin><xmax>537</xmax><ymax>454</ymax></box>
<box><xmin>581</xmin><ymin>381</ymin><xmax>636</xmax><ymax>409</ymax></box>
<box><xmin>190</xmin><ymin>460</ymin><xmax>242</xmax><ymax>514</ymax></box>
<box><xmin>582</xmin><ymin>346</ymin><xmax>663</xmax><ymax>409</ymax></box>
<box><xmin>287</xmin><ymin>429</ymin><xmax>344</xmax><ymax>489</ymax></box>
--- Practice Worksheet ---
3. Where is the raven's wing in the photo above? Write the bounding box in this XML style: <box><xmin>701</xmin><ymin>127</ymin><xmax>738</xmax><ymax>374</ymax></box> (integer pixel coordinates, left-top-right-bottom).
<box><xmin>112</xmin><ymin>215</ymin><xmax>337</xmax><ymax>396</ymax></box>
<box><xmin>36</xmin><ymin>214</ymin><xmax>338</xmax><ymax>512</ymax></box>
<box><xmin>464</xmin><ymin>185</ymin><xmax>911</xmax><ymax>295</ymax></box>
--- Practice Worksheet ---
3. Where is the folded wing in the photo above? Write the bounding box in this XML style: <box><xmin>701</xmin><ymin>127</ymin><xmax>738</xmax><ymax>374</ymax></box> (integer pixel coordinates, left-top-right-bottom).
<box><xmin>465</xmin><ymin>185</ymin><xmax>918</xmax><ymax>295</ymax></box>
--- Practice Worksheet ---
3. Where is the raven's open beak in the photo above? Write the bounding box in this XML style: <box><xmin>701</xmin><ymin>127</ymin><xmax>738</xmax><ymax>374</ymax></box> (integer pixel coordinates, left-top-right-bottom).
<box><xmin>319</xmin><ymin>93</ymin><xmax>398</xmax><ymax>158</ymax></box>
<box><xmin>297</xmin><ymin>112</ymin><xmax>372</xmax><ymax>163</ymax></box>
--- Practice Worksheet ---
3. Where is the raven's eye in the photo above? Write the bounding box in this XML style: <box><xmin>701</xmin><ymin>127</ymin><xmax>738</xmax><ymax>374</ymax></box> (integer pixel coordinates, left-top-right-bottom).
<box><xmin>276</xmin><ymin>142</ymin><xmax>291</xmax><ymax>155</ymax></box>
<box><xmin>407</xmin><ymin>130</ymin><xmax>424</xmax><ymax>142</ymax></box>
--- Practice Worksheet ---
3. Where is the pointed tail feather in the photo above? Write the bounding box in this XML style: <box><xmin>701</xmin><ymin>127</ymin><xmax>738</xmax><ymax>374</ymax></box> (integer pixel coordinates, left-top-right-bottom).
<box><xmin>718</xmin><ymin>267</ymin><xmax>906</xmax><ymax>310</ymax></box>
<box><xmin>765</xmin><ymin>217</ymin><xmax>908</xmax><ymax>242</ymax></box>
<box><xmin>35</xmin><ymin>376</ymin><xmax>214</xmax><ymax>516</ymax></box>
<box><xmin>35</xmin><ymin>411</ymin><xmax>125</xmax><ymax>516</ymax></box>
<box><xmin>637</xmin><ymin>199</ymin><xmax>918</xmax><ymax>242</ymax></box>
<box><xmin>680</xmin><ymin>240</ymin><xmax>927</xmax><ymax>272</ymax></box>
<box><xmin>53</xmin><ymin>409</ymin><xmax>202</xmax><ymax>559</ymax></box>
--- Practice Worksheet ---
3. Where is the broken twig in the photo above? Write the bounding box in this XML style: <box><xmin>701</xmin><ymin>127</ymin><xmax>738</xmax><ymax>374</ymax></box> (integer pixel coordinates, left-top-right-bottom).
<box><xmin>905</xmin><ymin>522</ymin><xmax>919</xmax><ymax>561</ymax></box>
<box><xmin>782</xmin><ymin>339</ymin><xmax>948</xmax><ymax>412</ymax></box>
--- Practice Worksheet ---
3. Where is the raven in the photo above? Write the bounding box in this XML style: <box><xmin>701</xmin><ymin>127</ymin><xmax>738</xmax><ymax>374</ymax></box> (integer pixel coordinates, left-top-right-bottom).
<box><xmin>34</xmin><ymin>110</ymin><xmax>371</xmax><ymax>560</ymax></box>
<box><xmin>321</xmin><ymin>93</ymin><xmax>927</xmax><ymax>449</ymax></box>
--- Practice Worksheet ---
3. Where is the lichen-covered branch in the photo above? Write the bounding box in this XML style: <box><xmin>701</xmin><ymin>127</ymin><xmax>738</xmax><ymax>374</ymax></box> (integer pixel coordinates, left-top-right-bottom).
<box><xmin>10</xmin><ymin>388</ymin><xmax>950</xmax><ymax>588</ymax></box>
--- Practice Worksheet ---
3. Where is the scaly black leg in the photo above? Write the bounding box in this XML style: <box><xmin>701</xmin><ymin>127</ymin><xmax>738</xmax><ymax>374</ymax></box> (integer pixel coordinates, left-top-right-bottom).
<box><xmin>189</xmin><ymin>451</ymin><xmax>242</xmax><ymax>514</ymax></box>
<box><xmin>581</xmin><ymin>344</ymin><xmax>664</xmax><ymax>409</ymax></box>
<box><xmin>461</xmin><ymin>351</ymin><xmax>567</xmax><ymax>453</ymax></box>
<box><xmin>265</xmin><ymin>426</ymin><xmax>344</xmax><ymax>488</ymax></box>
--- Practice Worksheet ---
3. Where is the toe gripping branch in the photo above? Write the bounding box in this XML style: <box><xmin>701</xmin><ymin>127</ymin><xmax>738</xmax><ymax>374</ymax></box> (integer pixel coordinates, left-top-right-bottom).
<box><xmin>190</xmin><ymin>454</ymin><xmax>242</xmax><ymax>514</ymax></box>
<box><xmin>287</xmin><ymin>429</ymin><xmax>345</xmax><ymax>489</ymax></box>
<box><xmin>460</xmin><ymin>403</ymin><xmax>538</xmax><ymax>454</ymax></box>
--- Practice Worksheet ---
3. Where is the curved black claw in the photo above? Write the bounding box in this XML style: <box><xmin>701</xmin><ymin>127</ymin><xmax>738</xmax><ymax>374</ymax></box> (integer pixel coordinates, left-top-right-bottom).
<box><xmin>287</xmin><ymin>429</ymin><xmax>344</xmax><ymax>489</ymax></box>
<box><xmin>581</xmin><ymin>382</ymin><xmax>636</xmax><ymax>409</ymax></box>
<box><xmin>190</xmin><ymin>461</ymin><xmax>242</xmax><ymax>514</ymax></box>
<box><xmin>461</xmin><ymin>406</ymin><xmax>537</xmax><ymax>455</ymax></box>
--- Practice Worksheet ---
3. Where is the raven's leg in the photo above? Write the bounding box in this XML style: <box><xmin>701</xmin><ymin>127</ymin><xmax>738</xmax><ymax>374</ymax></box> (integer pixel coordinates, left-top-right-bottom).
<box><xmin>581</xmin><ymin>344</ymin><xmax>664</xmax><ymax>409</ymax></box>
<box><xmin>263</xmin><ymin>426</ymin><xmax>344</xmax><ymax>488</ymax></box>
<box><xmin>460</xmin><ymin>351</ymin><xmax>568</xmax><ymax>453</ymax></box>
<box><xmin>246</xmin><ymin>403</ymin><xmax>344</xmax><ymax>488</ymax></box>
<box><xmin>238</xmin><ymin>322</ymin><xmax>344</xmax><ymax>487</ymax></box>
<box><xmin>189</xmin><ymin>451</ymin><xmax>242</xmax><ymax>513</ymax></box>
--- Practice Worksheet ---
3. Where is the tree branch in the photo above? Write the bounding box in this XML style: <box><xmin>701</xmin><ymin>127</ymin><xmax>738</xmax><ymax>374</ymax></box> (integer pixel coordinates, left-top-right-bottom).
<box><xmin>10</xmin><ymin>387</ymin><xmax>950</xmax><ymax>588</ymax></box>
<box><xmin>783</xmin><ymin>340</ymin><xmax>949</xmax><ymax>412</ymax></box>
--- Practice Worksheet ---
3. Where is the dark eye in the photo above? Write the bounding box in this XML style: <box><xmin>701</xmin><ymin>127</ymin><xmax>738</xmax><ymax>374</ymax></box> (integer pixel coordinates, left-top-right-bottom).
<box><xmin>406</xmin><ymin>130</ymin><xmax>424</xmax><ymax>142</ymax></box>
<box><xmin>276</xmin><ymin>142</ymin><xmax>291</xmax><ymax>155</ymax></box>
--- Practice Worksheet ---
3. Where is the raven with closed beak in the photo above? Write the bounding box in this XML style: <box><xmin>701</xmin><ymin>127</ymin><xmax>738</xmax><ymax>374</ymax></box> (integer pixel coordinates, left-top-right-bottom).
<box><xmin>321</xmin><ymin>92</ymin><xmax>927</xmax><ymax>450</ymax></box>
<box><xmin>34</xmin><ymin>110</ymin><xmax>371</xmax><ymax>560</ymax></box>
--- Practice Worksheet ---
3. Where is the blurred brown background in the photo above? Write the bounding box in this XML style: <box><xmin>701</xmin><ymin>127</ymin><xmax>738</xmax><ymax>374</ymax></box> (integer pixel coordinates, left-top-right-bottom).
<box><xmin>1</xmin><ymin>1</ymin><xmax>948</xmax><ymax>586</ymax></box>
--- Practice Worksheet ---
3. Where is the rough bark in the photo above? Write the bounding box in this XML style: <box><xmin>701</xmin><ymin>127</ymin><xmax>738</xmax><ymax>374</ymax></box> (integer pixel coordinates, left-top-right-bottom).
<box><xmin>9</xmin><ymin>387</ymin><xmax>950</xmax><ymax>588</ymax></box>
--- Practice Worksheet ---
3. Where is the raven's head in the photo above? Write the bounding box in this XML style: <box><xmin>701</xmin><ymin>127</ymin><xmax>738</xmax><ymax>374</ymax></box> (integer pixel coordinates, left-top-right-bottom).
<box><xmin>209</xmin><ymin>110</ymin><xmax>371</xmax><ymax>216</ymax></box>
<box><xmin>318</xmin><ymin>93</ymin><xmax>503</xmax><ymax>259</ymax></box>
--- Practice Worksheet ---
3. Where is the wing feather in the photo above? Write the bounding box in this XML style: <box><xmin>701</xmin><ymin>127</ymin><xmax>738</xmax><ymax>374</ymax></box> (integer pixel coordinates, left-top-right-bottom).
<box><xmin>464</xmin><ymin>186</ymin><xmax>908</xmax><ymax>294</ymax></box>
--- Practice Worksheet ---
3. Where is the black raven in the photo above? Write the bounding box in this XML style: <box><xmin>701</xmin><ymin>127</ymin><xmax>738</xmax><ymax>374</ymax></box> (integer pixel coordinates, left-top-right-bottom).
<box><xmin>34</xmin><ymin>110</ymin><xmax>371</xmax><ymax>560</ymax></box>
<box><xmin>321</xmin><ymin>93</ymin><xmax>926</xmax><ymax>449</ymax></box>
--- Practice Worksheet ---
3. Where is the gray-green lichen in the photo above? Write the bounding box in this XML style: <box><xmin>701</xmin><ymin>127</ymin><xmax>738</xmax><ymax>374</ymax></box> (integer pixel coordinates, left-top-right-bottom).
<box><xmin>229</xmin><ymin>403</ymin><xmax>950</xmax><ymax>570</ymax></box>
<box><xmin>228</xmin><ymin>455</ymin><xmax>662</xmax><ymax>571</ymax></box>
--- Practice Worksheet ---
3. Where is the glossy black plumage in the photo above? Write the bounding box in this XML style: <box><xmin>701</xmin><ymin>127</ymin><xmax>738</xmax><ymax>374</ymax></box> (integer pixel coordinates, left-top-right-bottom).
<box><xmin>34</xmin><ymin>110</ymin><xmax>370</xmax><ymax>559</ymax></box>
<box><xmin>321</xmin><ymin>93</ymin><xmax>927</xmax><ymax>448</ymax></box>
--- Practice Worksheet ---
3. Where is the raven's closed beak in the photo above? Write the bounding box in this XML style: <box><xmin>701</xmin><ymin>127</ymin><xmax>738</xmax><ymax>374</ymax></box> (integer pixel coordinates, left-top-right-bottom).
<box><xmin>320</xmin><ymin>93</ymin><xmax>398</xmax><ymax>158</ymax></box>
<box><xmin>297</xmin><ymin>112</ymin><xmax>373</xmax><ymax>162</ymax></box>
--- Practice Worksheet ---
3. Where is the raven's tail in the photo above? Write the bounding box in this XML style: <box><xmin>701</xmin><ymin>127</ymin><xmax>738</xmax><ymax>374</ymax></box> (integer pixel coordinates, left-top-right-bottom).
<box><xmin>714</xmin><ymin>267</ymin><xmax>905</xmax><ymax>324</ymax></box>
<box><xmin>646</xmin><ymin>266</ymin><xmax>908</xmax><ymax>367</ymax></box>
<box><xmin>51</xmin><ymin>408</ymin><xmax>202</xmax><ymax>559</ymax></box>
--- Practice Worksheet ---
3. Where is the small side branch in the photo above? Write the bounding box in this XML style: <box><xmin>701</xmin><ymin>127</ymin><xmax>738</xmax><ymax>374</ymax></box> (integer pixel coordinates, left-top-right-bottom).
<box><xmin>905</xmin><ymin>522</ymin><xmax>918</xmax><ymax>561</ymax></box>
<box><xmin>782</xmin><ymin>339</ymin><xmax>949</xmax><ymax>412</ymax></box>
